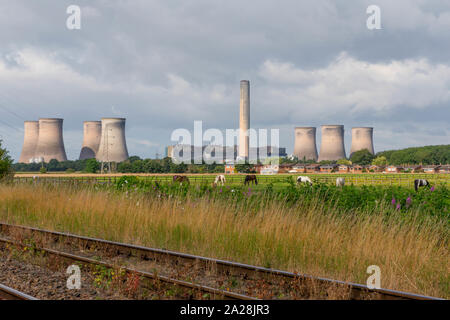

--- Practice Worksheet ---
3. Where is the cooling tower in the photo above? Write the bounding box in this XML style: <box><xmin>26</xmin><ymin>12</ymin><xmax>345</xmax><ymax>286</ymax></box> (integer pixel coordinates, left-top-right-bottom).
<box><xmin>239</xmin><ymin>80</ymin><xmax>250</xmax><ymax>160</ymax></box>
<box><xmin>79</xmin><ymin>121</ymin><xmax>102</xmax><ymax>160</ymax></box>
<box><xmin>18</xmin><ymin>121</ymin><xmax>39</xmax><ymax>163</ymax></box>
<box><xmin>96</xmin><ymin>118</ymin><xmax>129</xmax><ymax>163</ymax></box>
<box><xmin>318</xmin><ymin>125</ymin><xmax>346</xmax><ymax>161</ymax></box>
<box><xmin>34</xmin><ymin>118</ymin><xmax>67</xmax><ymax>162</ymax></box>
<box><xmin>350</xmin><ymin>127</ymin><xmax>374</xmax><ymax>157</ymax></box>
<box><xmin>293</xmin><ymin>127</ymin><xmax>318</xmax><ymax>161</ymax></box>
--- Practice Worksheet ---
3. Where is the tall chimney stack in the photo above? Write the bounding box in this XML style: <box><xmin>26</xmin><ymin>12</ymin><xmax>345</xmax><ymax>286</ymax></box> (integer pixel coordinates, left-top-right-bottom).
<box><xmin>239</xmin><ymin>80</ymin><xmax>250</xmax><ymax>160</ymax></box>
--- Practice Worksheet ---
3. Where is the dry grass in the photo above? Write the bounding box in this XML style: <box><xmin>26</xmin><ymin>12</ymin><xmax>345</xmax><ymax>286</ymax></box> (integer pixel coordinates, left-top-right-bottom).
<box><xmin>0</xmin><ymin>183</ymin><xmax>447</xmax><ymax>298</ymax></box>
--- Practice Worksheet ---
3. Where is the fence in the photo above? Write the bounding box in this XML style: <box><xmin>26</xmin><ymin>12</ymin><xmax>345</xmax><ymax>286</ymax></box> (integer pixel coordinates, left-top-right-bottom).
<box><xmin>13</xmin><ymin>173</ymin><xmax>450</xmax><ymax>188</ymax></box>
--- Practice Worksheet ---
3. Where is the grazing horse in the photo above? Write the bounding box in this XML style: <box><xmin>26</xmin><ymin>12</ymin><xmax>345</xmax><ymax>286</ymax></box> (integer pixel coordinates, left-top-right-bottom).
<box><xmin>244</xmin><ymin>174</ymin><xmax>258</xmax><ymax>185</ymax></box>
<box><xmin>414</xmin><ymin>179</ymin><xmax>430</xmax><ymax>192</ymax></box>
<box><xmin>336</xmin><ymin>177</ymin><xmax>345</xmax><ymax>187</ymax></box>
<box><xmin>173</xmin><ymin>175</ymin><xmax>190</xmax><ymax>185</ymax></box>
<box><xmin>297</xmin><ymin>176</ymin><xmax>312</xmax><ymax>185</ymax></box>
<box><xmin>214</xmin><ymin>175</ymin><xmax>226</xmax><ymax>186</ymax></box>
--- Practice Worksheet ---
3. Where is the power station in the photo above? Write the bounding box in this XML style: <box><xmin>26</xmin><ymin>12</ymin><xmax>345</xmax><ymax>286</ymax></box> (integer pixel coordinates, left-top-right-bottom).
<box><xmin>79</xmin><ymin>121</ymin><xmax>102</xmax><ymax>160</ymax></box>
<box><xmin>16</xmin><ymin>81</ymin><xmax>375</xmax><ymax>165</ymax></box>
<box><xmin>318</xmin><ymin>125</ymin><xmax>346</xmax><ymax>162</ymax></box>
<box><xmin>19</xmin><ymin>121</ymin><xmax>39</xmax><ymax>163</ymax></box>
<box><xmin>34</xmin><ymin>118</ymin><xmax>68</xmax><ymax>162</ymax></box>
<box><xmin>293</xmin><ymin>127</ymin><xmax>318</xmax><ymax>161</ymax></box>
<box><xmin>96</xmin><ymin>118</ymin><xmax>129</xmax><ymax>163</ymax></box>
<box><xmin>18</xmin><ymin>117</ymin><xmax>129</xmax><ymax>164</ymax></box>
<box><xmin>350</xmin><ymin>127</ymin><xmax>374</xmax><ymax>157</ymax></box>
<box><xmin>239</xmin><ymin>80</ymin><xmax>250</xmax><ymax>161</ymax></box>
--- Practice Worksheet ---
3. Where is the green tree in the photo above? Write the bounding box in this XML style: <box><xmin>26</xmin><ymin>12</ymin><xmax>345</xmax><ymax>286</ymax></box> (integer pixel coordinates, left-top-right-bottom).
<box><xmin>350</xmin><ymin>149</ymin><xmax>375</xmax><ymax>165</ymax></box>
<box><xmin>372</xmin><ymin>156</ymin><xmax>388</xmax><ymax>166</ymax></box>
<box><xmin>0</xmin><ymin>140</ymin><xmax>13</xmax><ymax>182</ymax></box>
<box><xmin>84</xmin><ymin>158</ymin><xmax>100</xmax><ymax>173</ymax></box>
<box><xmin>337</xmin><ymin>158</ymin><xmax>352</xmax><ymax>165</ymax></box>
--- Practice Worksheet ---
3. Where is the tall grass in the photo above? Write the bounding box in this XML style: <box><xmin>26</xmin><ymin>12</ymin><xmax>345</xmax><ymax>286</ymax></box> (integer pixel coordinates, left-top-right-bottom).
<box><xmin>0</xmin><ymin>182</ymin><xmax>448</xmax><ymax>298</ymax></box>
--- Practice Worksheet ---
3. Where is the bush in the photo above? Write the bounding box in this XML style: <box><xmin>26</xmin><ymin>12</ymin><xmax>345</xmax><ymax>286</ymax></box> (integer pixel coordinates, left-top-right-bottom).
<box><xmin>84</xmin><ymin>159</ymin><xmax>100</xmax><ymax>173</ymax></box>
<box><xmin>39</xmin><ymin>167</ymin><xmax>47</xmax><ymax>174</ymax></box>
<box><xmin>0</xmin><ymin>140</ymin><xmax>13</xmax><ymax>182</ymax></box>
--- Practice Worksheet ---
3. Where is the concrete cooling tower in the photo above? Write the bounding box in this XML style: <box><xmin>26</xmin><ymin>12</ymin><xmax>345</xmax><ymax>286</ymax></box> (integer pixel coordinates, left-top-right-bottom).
<box><xmin>18</xmin><ymin>121</ymin><xmax>39</xmax><ymax>163</ymax></box>
<box><xmin>350</xmin><ymin>127</ymin><xmax>374</xmax><ymax>157</ymax></box>
<box><xmin>318</xmin><ymin>125</ymin><xmax>346</xmax><ymax>161</ymax></box>
<box><xmin>96</xmin><ymin>118</ymin><xmax>129</xmax><ymax>163</ymax></box>
<box><xmin>239</xmin><ymin>80</ymin><xmax>250</xmax><ymax>160</ymax></box>
<box><xmin>34</xmin><ymin>118</ymin><xmax>68</xmax><ymax>162</ymax></box>
<box><xmin>293</xmin><ymin>127</ymin><xmax>318</xmax><ymax>161</ymax></box>
<box><xmin>79</xmin><ymin>121</ymin><xmax>102</xmax><ymax>160</ymax></box>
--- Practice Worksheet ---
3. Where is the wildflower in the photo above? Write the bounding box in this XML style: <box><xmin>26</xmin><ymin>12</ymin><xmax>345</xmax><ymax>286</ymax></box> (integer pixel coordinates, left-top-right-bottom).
<box><xmin>430</xmin><ymin>186</ymin><xmax>435</xmax><ymax>192</ymax></box>
<box><xmin>396</xmin><ymin>204</ymin><xmax>401</xmax><ymax>210</ymax></box>
<box><xmin>219</xmin><ymin>188</ymin><xmax>222</xmax><ymax>193</ymax></box>
<box><xmin>391</xmin><ymin>198</ymin><xmax>396</xmax><ymax>205</ymax></box>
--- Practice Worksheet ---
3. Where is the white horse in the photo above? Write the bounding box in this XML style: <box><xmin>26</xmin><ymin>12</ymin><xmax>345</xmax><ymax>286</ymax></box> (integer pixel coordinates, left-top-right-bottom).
<box><xmin>214</xmin><ymin>175</ymin><xmax>226</xmax><ymax>186</ymax></box>
<box><xmin>336</xmin><ymin>177</ymin><xmax>345</xmax><ymax>187</ymax></box>
<box><xmin>297</xmin><ymin>176</ymin><xmax>312</xmax><ymax>185</ymax></box>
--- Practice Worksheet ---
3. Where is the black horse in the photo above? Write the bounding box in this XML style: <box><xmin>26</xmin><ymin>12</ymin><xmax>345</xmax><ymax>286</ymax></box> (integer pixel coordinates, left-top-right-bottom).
<box><xmin>414</xmin><ymin>179</ymin><xmax>430</xmax><ymax>192</ymax></box>
<box><xmin>244</xmin><ymin>174</ymin><xmax>258</xmax><ymax>185</ymax></box>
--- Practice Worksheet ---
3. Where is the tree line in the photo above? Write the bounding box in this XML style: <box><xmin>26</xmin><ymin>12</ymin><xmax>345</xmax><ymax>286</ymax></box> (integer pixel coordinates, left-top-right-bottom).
<box><xmin>12</xmin><ymin>156</ymin><xmax>225</xmax><ymax>174</ymax></box>
<box><xmin>11</xmin><ymin>144</ymin><xmax>450</xmax><ymax>173</ymax></box>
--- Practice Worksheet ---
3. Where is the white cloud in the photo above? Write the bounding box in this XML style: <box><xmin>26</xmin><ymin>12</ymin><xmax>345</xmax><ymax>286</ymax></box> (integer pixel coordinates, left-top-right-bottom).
<box><xmin>258</xmin><ymin>52</ymin><xmax>450</xmax><ymax>116</ymax></box>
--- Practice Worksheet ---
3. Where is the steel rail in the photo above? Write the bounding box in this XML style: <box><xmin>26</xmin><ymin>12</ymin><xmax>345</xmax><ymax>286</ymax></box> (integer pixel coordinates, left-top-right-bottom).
<box><xmin>0</xmin><ymin>222</ymin><xmax>443</xmax><ymax>300</ymax></box>
<box><xmin>0</xmin><ymin>283</ymin><xmax>38</xmax><ymax>300</ymax></box>
<box><xmin>0</xmin><ymin>236</ymin><xmax>256</xmax><ymax>301</ymax></box>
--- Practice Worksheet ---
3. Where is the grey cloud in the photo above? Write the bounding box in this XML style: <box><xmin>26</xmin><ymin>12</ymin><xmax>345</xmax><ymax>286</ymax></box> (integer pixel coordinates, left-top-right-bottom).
<box><xmin>0</xmin><ymin>0</ymin><xmax>449</xmax><ymax>160</ymax></box>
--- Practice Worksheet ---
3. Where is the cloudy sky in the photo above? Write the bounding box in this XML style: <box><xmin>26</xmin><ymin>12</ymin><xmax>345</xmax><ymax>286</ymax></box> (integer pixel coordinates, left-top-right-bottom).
<box><xmin>0</xmin><ymin>0</ymin><xmax>449</xmax><ymax>161</ymax></box>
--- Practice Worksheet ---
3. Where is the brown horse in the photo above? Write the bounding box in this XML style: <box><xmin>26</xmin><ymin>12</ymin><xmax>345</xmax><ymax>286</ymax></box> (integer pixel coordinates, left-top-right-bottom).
<box><xmin>244</xmin><ymin>174</ymin><xmax>258</xmax><ymax>185</ymax></box>
<box><xmin>173</xmin><ymin>175</ymin><xmax>190</xmax><ymax>185</ymax></box>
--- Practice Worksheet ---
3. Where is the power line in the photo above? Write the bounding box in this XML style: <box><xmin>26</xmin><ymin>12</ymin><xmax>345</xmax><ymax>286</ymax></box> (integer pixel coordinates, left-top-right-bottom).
<box><xmin>0</xmin><ymin>101</ymin><xmax>26</xmax><ymax>122</ymax></box>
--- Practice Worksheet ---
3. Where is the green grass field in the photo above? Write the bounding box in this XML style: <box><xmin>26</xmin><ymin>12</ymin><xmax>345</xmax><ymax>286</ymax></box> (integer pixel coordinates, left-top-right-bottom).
<box><xmin>14</xmin><ymin>172</ymin><xmax>450</xmax><ymax>189</ymax></box>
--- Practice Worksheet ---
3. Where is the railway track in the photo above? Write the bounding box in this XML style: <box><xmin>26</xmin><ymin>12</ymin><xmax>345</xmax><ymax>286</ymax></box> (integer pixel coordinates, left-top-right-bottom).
<box><xmin>0</xmin><ymin>236</ymin><xmax>254</xmax><ymax>300</ymax></box>
<box><xmin>0</xmin><ymin>283</ymin><xmax>37</xmax><ymax>300</ymax></box>
<box><xmin>0</xmin><ymin>222</ymin><xmax>442</xmax><ymax>300</ymax></box>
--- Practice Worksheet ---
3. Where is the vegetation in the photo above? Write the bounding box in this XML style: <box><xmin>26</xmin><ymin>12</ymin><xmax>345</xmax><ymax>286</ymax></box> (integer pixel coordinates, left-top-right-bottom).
<box><xmin>13</xmin><ymin>157</ymin><xmax>224</xmax><ymax>174</ymax></box>
<box><xmin>84</xmin><ymin>159</ymin><xmax>100</xmax><ymax>173</ymax></box>
<box><xmin>337</xmin><ymin>159</ymin><xmax>352</xmax><ymax>165</ymax></box>
<box><xmin>0</xmin><ymin>180</ymin><xmax>447</xmax><ymax>298</ymax></box>
<box><xmin>372</xmin><ymin>156</ymin><xmax>388</xmax><ymax>166</ymax></box>
<box><xmin>377</xmin><ymin>144</ymin><xmax>450</xmax><ymax>165</ymax></box>
<box><xmin>350</xmin><ymin>149</ymin><xmax>375</xmax><ymax>165</ymax></box>
<box><xmin>0</xmin><ymin>140</ymin><xmax>13</xmax><ymax>182</ymax></box>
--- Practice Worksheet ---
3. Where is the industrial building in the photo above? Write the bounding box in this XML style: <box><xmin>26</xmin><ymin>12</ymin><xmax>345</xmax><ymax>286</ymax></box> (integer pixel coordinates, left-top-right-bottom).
<box><xmin>293</xmin><ymin>127</ymin><xmax>318</xmax><ymax>161</ymax></box>
<box><xmin>167</xmin><ymin>144</ymin><xmax>286</xmax><ymax>163</ymax></box>
<box><xmin>350</xmin><ymin>127</ymin><xmax>375</xmax><ymax>157</ymax></box>
<box><xmin>18</xmin><ymin>117</ymin><xmax>129</xmax><ymax>164</ymax></box>
<box><xmin>317</xmin><ymin>125</ymin><xmax>346</xmax><ymax>162</ymax></box>
<box><xmin>96</xmin><ymin>118</ymin><xmax>129</xmax><ymax>163</ymax></box>
<box><xmin>19</xmin><ymin>121</ymin><xmax>39</xmax><ymax>163</ymax></box>
<box><xmin>33</xmin><ymin>118</ymin><xmax>68</xmax><ymax>162</ymax></box>
<box><xmin>79</xmin><ymin>121</ymin><xmax>102</xmax><ymax>160</ymax></box>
